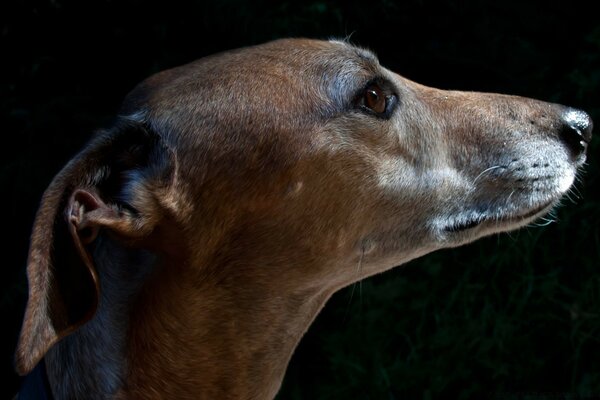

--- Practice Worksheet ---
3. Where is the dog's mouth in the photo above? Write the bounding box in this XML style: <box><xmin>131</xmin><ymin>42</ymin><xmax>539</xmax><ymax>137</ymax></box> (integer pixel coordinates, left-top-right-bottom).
<box><xmin>437</xmin><ymin>157</ymin><xmax>579</xmax><ymax>236</ymax></box>
<box><xmin>442</xmin><ymin>200</ymin><xmax>555</xmax><ymax>233</ymax></box>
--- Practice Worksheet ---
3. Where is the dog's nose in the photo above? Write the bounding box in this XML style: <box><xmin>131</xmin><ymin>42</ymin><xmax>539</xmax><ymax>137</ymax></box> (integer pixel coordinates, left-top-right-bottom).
<box><xmin>560</xmin><ymin>108</ymin><xmax>593</xmax><ymax>157</ymax></box>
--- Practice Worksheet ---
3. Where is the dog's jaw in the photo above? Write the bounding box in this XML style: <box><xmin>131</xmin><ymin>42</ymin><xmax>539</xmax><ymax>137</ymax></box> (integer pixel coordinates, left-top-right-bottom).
<box><xmin>429</xmin><ymin>141</ymin><xmax>583</xmax><ymax>245</ymax></box>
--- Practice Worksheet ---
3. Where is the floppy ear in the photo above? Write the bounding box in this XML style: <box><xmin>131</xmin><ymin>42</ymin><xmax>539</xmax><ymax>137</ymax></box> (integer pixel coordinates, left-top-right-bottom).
<box><xmin>14</xmin><ymin>121</ymin><xmax>174</xmax><ymax>375</ymax></box>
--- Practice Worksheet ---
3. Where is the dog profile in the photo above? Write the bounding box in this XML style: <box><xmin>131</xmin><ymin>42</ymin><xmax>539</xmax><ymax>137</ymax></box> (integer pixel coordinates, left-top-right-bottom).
<box><xmin>15</xmin><ymin>38</ymin><xmax>592</xmax><ymax>399</ymax></box>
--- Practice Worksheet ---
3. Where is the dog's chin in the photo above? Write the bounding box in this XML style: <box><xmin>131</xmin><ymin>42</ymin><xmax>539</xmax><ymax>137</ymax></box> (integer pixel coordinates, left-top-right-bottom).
<box><xmin>452</xmin><ymin>200</ymin><xmax>553</xmax><ymax>232</ymax></box>
<box><xmin>434</xmin><ymin>199</ymin><xmax>558</xmax><ymax>246</ymax></box>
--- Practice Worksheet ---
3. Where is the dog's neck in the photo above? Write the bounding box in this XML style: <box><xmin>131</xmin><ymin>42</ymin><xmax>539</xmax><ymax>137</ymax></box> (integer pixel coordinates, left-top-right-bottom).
<box><xmin>44</xmin><ymin>235</ymin><xmax>335</xmax><ymax>399</ymax></box>
<box><xmin>123</xmin><ymin>261</ymin><xmax>333</xmax><ymax>399</ymax></box>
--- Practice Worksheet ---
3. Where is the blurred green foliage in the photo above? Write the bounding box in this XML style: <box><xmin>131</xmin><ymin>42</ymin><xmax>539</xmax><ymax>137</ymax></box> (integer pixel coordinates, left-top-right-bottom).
<box><xmin>1</xmin><ymin>0</ymin><xmax>598</xmax><ymax>398</ymax></box>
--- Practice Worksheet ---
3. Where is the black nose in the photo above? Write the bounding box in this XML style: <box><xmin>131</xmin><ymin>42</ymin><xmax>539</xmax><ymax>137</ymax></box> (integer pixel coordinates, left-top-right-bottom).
<box><xmin>560</xmin><ymin>108</ymin><xmax>593</xmax><ymax>157</ymax></box>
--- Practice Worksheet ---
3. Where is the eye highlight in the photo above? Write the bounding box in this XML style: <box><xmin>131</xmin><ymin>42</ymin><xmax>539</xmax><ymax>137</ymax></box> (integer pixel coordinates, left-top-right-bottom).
<box><xmin>356</xmin><ymin>80</ymin><xmax>398</xmax><ymax>118</ymax></box>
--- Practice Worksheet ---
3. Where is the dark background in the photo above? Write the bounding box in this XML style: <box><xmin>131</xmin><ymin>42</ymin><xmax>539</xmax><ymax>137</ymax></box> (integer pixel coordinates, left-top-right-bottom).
<box><xmin>2</xmin><ymin>0</ymin><xmax>599</xmax><ymax>398</ymax></box>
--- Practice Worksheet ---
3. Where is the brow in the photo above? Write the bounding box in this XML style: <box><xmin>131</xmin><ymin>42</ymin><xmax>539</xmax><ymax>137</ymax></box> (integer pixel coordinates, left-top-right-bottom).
<box><xmin>318</xmin><ymin>46</ymin><xmax>382</xmax><ymax>116</ymax></box>
<box><xmin>354</xmin><ymin>47</ymin><xmax>379</xmax><ymax>64</ymax></box>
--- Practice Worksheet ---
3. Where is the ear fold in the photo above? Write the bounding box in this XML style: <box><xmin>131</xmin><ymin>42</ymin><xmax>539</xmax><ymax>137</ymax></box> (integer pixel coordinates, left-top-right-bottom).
<box><xmin>14</xmin><ymin>122</ymin><xmax>174</xmax><ymax>375</ymax></box>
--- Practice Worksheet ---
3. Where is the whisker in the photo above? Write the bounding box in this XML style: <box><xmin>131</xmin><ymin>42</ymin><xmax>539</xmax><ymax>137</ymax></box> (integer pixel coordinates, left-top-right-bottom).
<box><xmin>528</xmin><ymin>213</ymin><xmax>557</xmax><ymax>228</ymax></box>
<box><xmin>564</xmin><ymin>191</ymin><xmax>577</xmax><ymax>204</ymax></box>
<box><xmin>473</xmin><ymin>165</ymin><xmax>503</xmax><ymax>184</ymax></box>
<box><xmin>530</xmin><ymin>218</ymin><xmax>556</xmax><ymax>227</ymax></box>
<box><xmin>570</xmin><ymin>184</ymin><xmax>583</xmax><ymax>200</ymax></box>
<box><xmin>506</xmin><ymin>190</ymin><xmax>516</xmax><ymax>205</ymax></box>
<box><xmin>568</xmin><ymin>189</ymin><xmax>580</xmax><ymax>200</ymax></box>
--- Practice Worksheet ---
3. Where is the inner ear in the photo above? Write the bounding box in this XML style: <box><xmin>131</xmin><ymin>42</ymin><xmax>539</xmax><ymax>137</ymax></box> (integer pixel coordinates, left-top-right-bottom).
<box><xmin>67</xmin><ymin>187</ymin><xmax>153</xmax><ymax>244</ymax></box>
<box><xmin>69</xmin><ymin>189</ymin><xmax>104</xmax><ymax>244</ymax></box>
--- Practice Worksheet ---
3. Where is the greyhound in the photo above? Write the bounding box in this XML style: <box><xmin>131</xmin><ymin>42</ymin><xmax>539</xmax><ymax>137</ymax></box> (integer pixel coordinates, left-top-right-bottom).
<box><xmin>15</xmin><ymin>38</ymin><xmax>592</xmax><ymax>399</ymax></box>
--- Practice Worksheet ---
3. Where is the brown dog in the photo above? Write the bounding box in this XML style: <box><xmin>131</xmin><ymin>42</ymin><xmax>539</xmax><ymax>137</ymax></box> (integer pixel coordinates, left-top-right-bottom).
<box><xmin>15</xmin><ymin>38</ymin><xmax>592</xmax><ymax>399</ymax></box>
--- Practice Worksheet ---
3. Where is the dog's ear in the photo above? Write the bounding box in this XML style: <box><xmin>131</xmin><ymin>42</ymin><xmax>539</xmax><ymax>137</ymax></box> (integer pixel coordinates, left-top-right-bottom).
<box><xmin>14</xmin><ymin>121</ymin><xmax>174</xmax><ymax>375</ymax></box>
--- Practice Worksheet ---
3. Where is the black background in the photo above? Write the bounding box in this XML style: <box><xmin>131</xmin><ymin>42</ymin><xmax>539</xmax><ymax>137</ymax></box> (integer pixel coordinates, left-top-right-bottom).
<box><xmin>2</xmin><ymin>0</ymin><xmax>599</xmax><ymax>398</ymax></box>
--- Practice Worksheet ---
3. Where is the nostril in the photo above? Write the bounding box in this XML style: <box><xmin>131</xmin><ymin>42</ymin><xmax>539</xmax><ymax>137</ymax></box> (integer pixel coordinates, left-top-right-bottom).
<box><xmin>560</xmin><ymin>124</ymin><xmax>587</xmax><ymax>156</ymax></box>
<box><xmin>560</xmin><ymin>108</ymin><xmax>593</xmax><ymax>157</ymax></box>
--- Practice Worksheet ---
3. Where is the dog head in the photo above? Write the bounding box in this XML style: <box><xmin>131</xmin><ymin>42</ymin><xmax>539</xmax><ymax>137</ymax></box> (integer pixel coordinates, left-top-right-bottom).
<box><xmin>16</xmin><ymin>38</ymin><xmax>591</xmax><ymax>376</ymax></box>
<box><xmin>123</xmin><ymin>38</ymin><xmax>589</xmax><ymax>279</ymax></box>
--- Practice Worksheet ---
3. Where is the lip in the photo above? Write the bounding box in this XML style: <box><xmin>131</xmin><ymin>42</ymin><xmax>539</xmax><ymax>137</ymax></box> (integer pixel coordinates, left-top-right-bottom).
<box><xmin>444</xmin><ymin>200</ymin><xmax>554</xmax><ymax>233</ymax></box>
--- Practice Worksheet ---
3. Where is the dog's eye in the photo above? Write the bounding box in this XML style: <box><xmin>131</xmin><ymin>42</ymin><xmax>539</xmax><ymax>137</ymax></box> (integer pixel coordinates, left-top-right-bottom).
<box><xmin>354</xmin><ymin>80</ymin><xmax>398</xmax><ymax>118</ymax></box>
<box><xmin>364</xmin><ymin>84</ymin><xmax>386</xmax><ymax>114</ymax></box>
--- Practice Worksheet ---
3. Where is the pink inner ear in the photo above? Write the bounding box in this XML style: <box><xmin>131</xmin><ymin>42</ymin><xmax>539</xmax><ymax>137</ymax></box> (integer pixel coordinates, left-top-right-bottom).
<box><xmin>68</xmin><ymin>189</ymin><xmax>143</xmax><ymax>242</ymax></box>
<box><xmin>70</xmin><ymin>189</ymin><xmax>102</xmax><ymax>219</ymax></box>
<box><xmin>69</xmin><ymin>189</ymin><xmax>104</xmax><ymax>244</ymax></box>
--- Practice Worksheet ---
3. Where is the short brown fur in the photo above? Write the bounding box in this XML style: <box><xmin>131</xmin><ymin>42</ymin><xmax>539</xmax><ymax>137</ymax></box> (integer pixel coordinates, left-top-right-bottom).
<box><xmin>16</xmin><ymin>38</ymin><xmax>592</xmax><ymax>399</ymax></box>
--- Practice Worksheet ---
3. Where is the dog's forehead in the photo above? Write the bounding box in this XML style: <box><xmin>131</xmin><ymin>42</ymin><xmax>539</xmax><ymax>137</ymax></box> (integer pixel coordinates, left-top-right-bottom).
<box><xmin>209</xmin><ymin>38</ymin><xmax>381</xmax><ymax>81</ymax></box>
<box><xmin>262</xmin><ymin>38</ymin><xmax>380</xmax><ymax>69</ymax></box>
<box><xmin>123</xmin><ymin>39</ymin><xmax>381</xmax><ymax>120</ymax></box>
<box><xmin>326</xmin><ymin>38</ymin><xmax>379</xmax><ymax>63</ymax></box>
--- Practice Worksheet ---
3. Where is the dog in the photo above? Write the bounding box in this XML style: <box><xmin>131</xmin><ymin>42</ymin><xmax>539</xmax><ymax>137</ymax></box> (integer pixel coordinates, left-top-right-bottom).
<box><xmin>15</xmin><ymin>38</ymin><xmax>592</xmax><ymax>399</ymax></box>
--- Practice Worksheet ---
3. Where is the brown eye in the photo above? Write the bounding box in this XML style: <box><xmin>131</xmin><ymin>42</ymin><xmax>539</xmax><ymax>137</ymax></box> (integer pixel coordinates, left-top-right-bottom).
<box><xmin>365</xmin><ymin>84</ymin><xmax>386</xmax><ymax>114</ymax></box>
